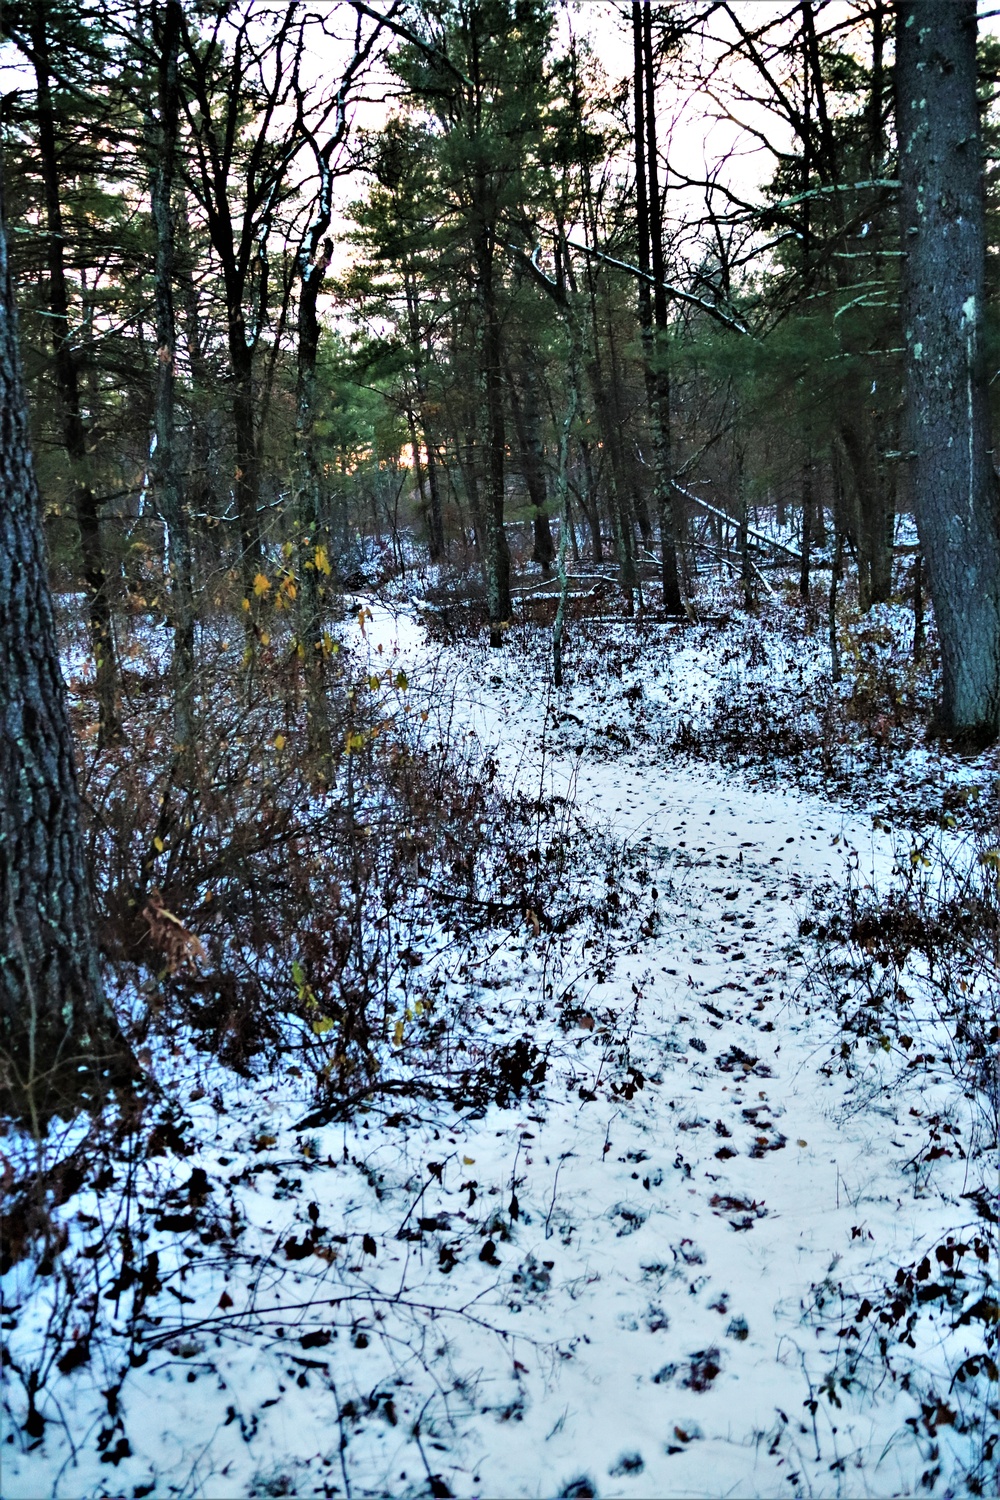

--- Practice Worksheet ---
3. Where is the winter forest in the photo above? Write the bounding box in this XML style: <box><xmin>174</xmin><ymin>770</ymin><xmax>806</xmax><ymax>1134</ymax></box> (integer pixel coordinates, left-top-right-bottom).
<box><xmin>2</xmin><ymin>0</ymin><xmax>1000</xmax><ymax>1495</ymax></box>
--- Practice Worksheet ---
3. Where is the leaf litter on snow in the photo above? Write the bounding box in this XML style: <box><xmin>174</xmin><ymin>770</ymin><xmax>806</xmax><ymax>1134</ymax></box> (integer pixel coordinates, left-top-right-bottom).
<box><xmin>3</xmin><ymin>587</ymin><xmax>997</xmax><ymax>1498</ymax></box>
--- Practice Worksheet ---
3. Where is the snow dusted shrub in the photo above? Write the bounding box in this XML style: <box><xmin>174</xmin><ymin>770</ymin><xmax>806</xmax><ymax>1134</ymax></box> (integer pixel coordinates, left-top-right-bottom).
<box><xmin>74</xmin><ymin>606</ymin><xmax>600</xmax><ymax>1114</ymax></box>
<box><xmin>799</xmin><ymin>801</ymin><xmax>1000</xmax><ymax>1495</ymax></box>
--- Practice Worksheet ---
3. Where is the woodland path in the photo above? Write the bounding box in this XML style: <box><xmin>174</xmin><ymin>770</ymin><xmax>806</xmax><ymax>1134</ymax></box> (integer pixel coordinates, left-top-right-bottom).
<box><xmin>3</xmin><ymin>603</ymin><xmax>983</xmax><ymax>1500</ymax></box>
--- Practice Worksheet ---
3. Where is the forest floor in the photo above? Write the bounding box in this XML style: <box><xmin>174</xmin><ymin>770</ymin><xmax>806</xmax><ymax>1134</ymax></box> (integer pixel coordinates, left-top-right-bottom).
<box><xmin>3</xmin><ymin>571</ymin><xmax>999</xmax><ymax>1499</ymax></box>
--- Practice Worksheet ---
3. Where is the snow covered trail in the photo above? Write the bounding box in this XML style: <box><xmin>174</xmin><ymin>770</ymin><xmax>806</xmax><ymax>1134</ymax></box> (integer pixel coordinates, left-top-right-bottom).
<box><xmin>304</xmin><ymin>601</ymin><xmax>983</xmax><ymax>1498</ymax></box>
<box><xmin>3</xmin><ymin>602</ymin><xmax>990</xmax><ymax>1500</ymax></box>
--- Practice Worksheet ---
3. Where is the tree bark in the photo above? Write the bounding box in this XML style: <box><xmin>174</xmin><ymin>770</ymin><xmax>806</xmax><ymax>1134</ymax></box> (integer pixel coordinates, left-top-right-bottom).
<box><xmin>896</xmin><ymin>0</ymin><xmax>1000</xmax><ymax>740</ymax></box>
<box><xmin>31</xmin><ymin>3</ymin><xmax>120</xmax><ymax>745</ymax></box>
<box><xmin>0</xmin><ymin>177</ymin><xmax>128</xmax><ymax>1119</ymax></box>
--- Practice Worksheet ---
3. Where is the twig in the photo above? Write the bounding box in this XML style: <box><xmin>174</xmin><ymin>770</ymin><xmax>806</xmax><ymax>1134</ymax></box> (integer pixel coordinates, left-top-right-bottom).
<box><xmin>544</xmin><ymin>1153</ymin><xmax>572</xmax><ymax>1241</ymax></box>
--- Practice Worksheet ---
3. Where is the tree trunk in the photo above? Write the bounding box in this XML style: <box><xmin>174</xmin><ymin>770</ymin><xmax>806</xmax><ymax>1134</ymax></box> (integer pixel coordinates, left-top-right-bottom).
<box><xmin>229</xmin><ymin>324</ymin><xmax>262</xmax><ymax>597</ymax></box>
<box><xmin>639</xmin><ymin>1</ymin><xmax>683</xmax><ymax>616</ymax></box>
<box><xmin>896</xmin><ymin>0</ymin><xmax>1000</xmax><ymax>740</ymax></box>
<box><xmin>0</xmin><ymin>183</ymin><xmax>129</xmax><ymax>1120</ymax></box>
<box><xmin>405</xmin><ymin>274</ymin><xmax>445</xmax><ymax>562</ymax></box>
<box><xmin>477</xmin><ymin>236</ymin><xmax>512</xmax><ymax>646</ymax></box>
<box><xmin>295</xmin><ymin>235</ymin><xmax>334</xmax><ymax>774</ymax></box>
<box><xmin>552</xmin><ymin>339</ymin><xmax>582</xmax><ymax>688</ymax></box>
<box><xmin>829</xmin><ymin>528</ymin><xmax>843</xmax><ymax>684</ymax></box>
<box><xmin>799</xmin><ymin>459</ymin><xmax>813</xmax><ymax>602</ymax></box>
<box><xmin>577</xmin><ymin>439</ymin><xmax>603</xmax><ymax>562</ymax></box>
<box><xmin>839</xmin><ymin>406</ymin><xmax>894</xmax><ymax>610</ymax></box>
<box><xmin>737</xmin><ymin>446</ymin><xmax>753</xmax><ymax>609</ymax></box>
<box><xmin>32</xmin><ymin>4</ymin><xmax>120</xmax><ymax>745</ymax></box>
<box><xmin>176</xmin><ymin>195</ymin><xmax>213</xmax><ymax>540</ymax></box>
<box><xmin>149</xmin><ymin>0</ymin><xmax>196</xmax><ymax>765</ymax></box>
<box><xmin>507</xmin><ymin>351</ymin><xmax>555</xmax><ymax>573</ymax></box>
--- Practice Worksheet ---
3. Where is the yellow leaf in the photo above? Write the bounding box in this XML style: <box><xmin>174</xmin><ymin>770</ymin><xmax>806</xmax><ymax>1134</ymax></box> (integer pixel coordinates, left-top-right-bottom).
<box><xmin>242</xmin><ymin>597</ymin><xmax>251</xmax><ymax>612</ymax></box>
<box><xmin>314</xmin><ymin>545</ymin><xmax>332</xmax><ymax>575</ymax></box>
<box><xmin>797</xmin><ymin>1139</ymin><xmax>808</xmax><ymax>1147</ymax></box>
<box><xmin>281</xmin><ymin>540</ymin><xmax>294</xmax><ymax>559</ymax></box>
<box><xmin>273</xmin><ymin>733</ymin><xmax>286</xmax><ymax>751</ymax></box>
<box><xmin>283</xmin><ymin>579</ymin><xmax>297</xmax><ymax>600</ymax></box>
<box><xmin>311</xmin><ymin>1016</ymin><xmax>335</xmax><ymax>1036</ymax></box>
<box><xmin>368</xmin><ymin>674</ymin><xmax>381</xmax><ymax>691</ymax></box>
<box><xmin>260</xmin><ymin>630</ymin><xmax>270</xmax><ymax>646</ymax></box>
<box><xmin>153</xmin><ymin>836</ymin><xmax>165</xmax><ymax>853</ymax></box>
<box><xmin>253</xmin><ymin>572</ymin><xmax>271</xmax><ymax>597</ymax></box>
<box><xmin>463</xmin><ymin>1156</ymin><xmax>475</xmax><ymax>1165</ymax></box>
<box><xmin>393</xmin><ymin>1019</ymin><xmax>404</xmax><ymax>1047</ymax></box>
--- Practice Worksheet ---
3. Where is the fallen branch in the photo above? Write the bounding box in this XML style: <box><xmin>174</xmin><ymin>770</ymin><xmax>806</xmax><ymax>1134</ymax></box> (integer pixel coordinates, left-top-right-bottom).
<box><xmin>671</xmin><ymin>480</ymin><xmax>803</xmax><ymax>560</ymax></box>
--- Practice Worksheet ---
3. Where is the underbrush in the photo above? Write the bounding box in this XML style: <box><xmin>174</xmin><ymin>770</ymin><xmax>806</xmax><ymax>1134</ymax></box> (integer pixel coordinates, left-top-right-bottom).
<box><xmin>1</xmin><ymin>590</ymin><xmax>632</xmax><ymax>1473</ymax></box>
<box><xmin>67</xmin><ymin>599</ymin><xmax>609</xmax><ymax>1096</ymax></box>
<box><xmin>662</xmin><ymin>585</ymin><xmax>950</xmax><ymax>816</ymax></box>
<box><xmin>797</xmin><ymin>809</ymin><xmax>1000</xmax><ymax>1496</ymax></box>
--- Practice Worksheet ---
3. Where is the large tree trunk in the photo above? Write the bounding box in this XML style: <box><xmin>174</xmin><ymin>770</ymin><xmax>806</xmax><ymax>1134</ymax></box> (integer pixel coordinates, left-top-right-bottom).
<box><xmin>0</xmin><ymin>184</ymin><xmax>128</xmax><ymax>1120</ymax></box>
<box><xmin>32</xmin><ymin>4</ymin><xmax>120</xmax><ymax>745</ymax></box>
<box><xmin>149</xmin><ymin>0</ymin><xmax>196</xmax><ymax>764</ymax></box>
<box><xmin>896</xmin><ymin>0</ymin><xmax>1000</xmax><ymax>740</ymax></box>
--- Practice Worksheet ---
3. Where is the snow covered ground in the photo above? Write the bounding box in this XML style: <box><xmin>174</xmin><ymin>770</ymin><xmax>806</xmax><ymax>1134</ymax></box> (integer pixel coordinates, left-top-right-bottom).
<box><xmin>3</xmin><ymin>592</ymin><xmax>997</xmax><ymax>1498</ymax></box>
